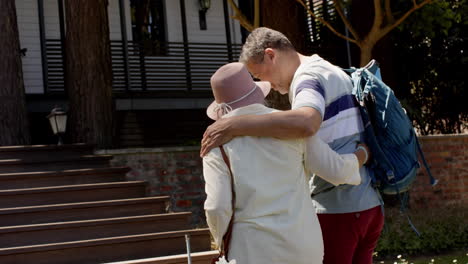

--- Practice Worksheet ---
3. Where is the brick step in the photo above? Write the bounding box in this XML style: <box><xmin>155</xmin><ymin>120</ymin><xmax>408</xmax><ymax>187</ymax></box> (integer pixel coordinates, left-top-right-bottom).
<box><xmin>0</xmin><ymin>155</ymin><xmax>113</xmax><ymax>173</ymax></box>
<box><xmin>0</xmin><ymin>143</ymin><xmax>94</xmax><ymax>160</ymax></box>
<box><xmin>0</xmin><ymin>181</ymin><xmax>148</xmax><ymax>208</ymax></box>
<box><xmin>105</xmin><ymin>250</ymin><xmax>218</xmax><ymax>264</ymax></box>
<box><xmin>0</xmin><ymin>229</ymin><xmax>212</xmax><ymax>264</ymax></box>
<box><xmin>0</xmin><ymin>196</ymin><xmax>170</xmax><ymax>226</ymax></box>
<box><xmin>0</xmin><ymin>167</ymin><xmax>130</xmax><ymax>190</ymax></box>
<box><xmin>0</xmin><ymin>212</ymin><xmax>192</xmax><ymax>248</ymax></box>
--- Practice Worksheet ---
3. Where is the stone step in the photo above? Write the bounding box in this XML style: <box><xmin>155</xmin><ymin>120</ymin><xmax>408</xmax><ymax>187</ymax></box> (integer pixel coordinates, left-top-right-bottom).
<box><xmin>0</xmin><ymin>155</ymin><xmax>113</xmax><ymax>173</ymax></box>
<box><xmin>0</xmin><ymin>167</ymin><xmax>130</xmax><ymax>190</ymax></box>
<box><xmin>0</xmin><ymin>213</ymin><xmax>192</xmax><ymax>248</ymax></box>
<box><xmin>0</xmin><ymin>196</ymin><xmax>170</xmax><ymax>226</ymax></box>
<box><xmin>105</xmin><ymin>250</ymin><xmax>218</xmax><ymax>264</ymax></box>
<box><xmin>0</xmin><ymin>229</ymin><xmax>212</xmax><ymax>264</ymax></box>
<box><xmin>0</xmin><ymin>144</ymin><xmax>94</xmax><ymax>160</ymax></box>
<box><xmin>0</xmin><ymin>181</ymin><xmax>147</xmax><ymax>208</ymax></box>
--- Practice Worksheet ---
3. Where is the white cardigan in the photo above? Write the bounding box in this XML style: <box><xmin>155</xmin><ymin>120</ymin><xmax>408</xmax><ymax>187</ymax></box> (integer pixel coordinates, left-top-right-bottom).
<box><xmin>203</xmin><ymin>104</ymin><xmax>360</xmax><ymax>264</ymax></box>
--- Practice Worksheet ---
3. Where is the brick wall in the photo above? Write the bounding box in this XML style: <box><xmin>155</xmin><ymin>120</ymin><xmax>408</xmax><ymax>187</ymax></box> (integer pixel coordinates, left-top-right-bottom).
<box><xmin>410</xmin><ymin>134</ymin><xmax>468</xmax><ymax>208</ymax></box>
<box><xmin>97</xmin><ymin>134</ymin><xmax>468</xmax><ymax>226</ymax></box>
<box><xmin>97</xmin><ymin>147</ymin><xmax>207</xmax><ymax>226</ymax></box>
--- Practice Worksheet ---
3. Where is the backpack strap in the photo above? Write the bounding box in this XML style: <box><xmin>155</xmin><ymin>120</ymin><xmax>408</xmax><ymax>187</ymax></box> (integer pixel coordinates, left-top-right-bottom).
<box><xmin>350</xmin><ymin>69</ymin><xmax>397</xmax><ymax>185</ymax></box>
<box><xmin>347</xmin><ymin>67</ymin><xmax>422</xmax><ymax>236</ymax></box>
<box><xmin>415</xmin><ymin>139</ymin><xmax>439</xmax><ymax>186</ymax></box>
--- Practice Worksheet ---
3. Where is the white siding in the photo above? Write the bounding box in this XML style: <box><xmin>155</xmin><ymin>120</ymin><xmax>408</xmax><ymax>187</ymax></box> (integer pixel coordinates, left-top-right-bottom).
<box><xmin>17</xmin><ymin>0</ymin><xmax>241</xmax><ymax>94</ymax></box>
<box><xmin>16</xmin><ymin>0</ymin><xmax>44</xmax><ymax>94</ymax></box>
<box><xmin>228</xmin><ymin>1</ymin><xmax>242</xmax><ymax>45</ymax></box>
<box><xmin>164</xmin><ymin>0</ymin><xmax>241</xmax><ymax>44</ymax></box>
<box><xmin>43</xmin><ymin>0</ymin><xmax>60</xmax><ymax>39</ymax></box>
<box><xmin>125</xmin><ymin>0</ymin><xmax>133</xmax><ymax>41</ymax></box>
<box><xmin>164</xmin><ymin>0</ymin><xmax>183</xmax><ymax>42</ymax></box>
<box><xmin>108</xmin><ymin>0</ymin><xmax>133</xmax><ymax>40</ymax></box>
<box><xmin>41</xmin><ymin>0</ymin><xmax>132</xmax><ymax>40</ymax></box>
<box><xmin>42</xmin><ymin>0</ymin><xmax>132</xmax><ymax>40</ymax></box>
<box><xmin>186</xmin><ymin>0</ymin><xmax>241</xmax><ymax>44</ymax></box>
<box><xmin>18</xmin><ymin>0</ymin><xmax>131</xmax><ymax>94</ymax></box>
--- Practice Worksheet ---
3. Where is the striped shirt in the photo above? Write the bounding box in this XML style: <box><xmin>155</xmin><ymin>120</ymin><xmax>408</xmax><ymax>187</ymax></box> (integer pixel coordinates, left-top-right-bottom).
<box><xmin>289</xmin><ymin>54</ymin><xmax>381</xmax><ymax>214</ymax></box>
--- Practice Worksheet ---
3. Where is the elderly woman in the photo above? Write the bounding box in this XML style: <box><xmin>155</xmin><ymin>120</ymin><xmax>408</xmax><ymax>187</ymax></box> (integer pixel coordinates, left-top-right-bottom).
<box><xmin>203</xmin><ymin>63</ymin><xmax>368</xmax><ymax>264</ymax></box>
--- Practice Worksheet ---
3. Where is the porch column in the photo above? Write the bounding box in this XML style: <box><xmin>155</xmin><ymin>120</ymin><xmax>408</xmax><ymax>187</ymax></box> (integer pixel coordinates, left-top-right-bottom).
<box><xmin>37</xmin><ymin>0</ymin><xmax>48</xmax><ymax>93</ymax></box>
<box><xmin>118</xmin><ymin>0</ymin><xmax>131</xmax><ymax>91</ymax></box>
<box><xmin>222</xmin><ymin>0</ymin><xmax>233</xmax><ymax>62</ymax></box>
<box><xmin>58</xmin><ymin>0</ymin><xmax>67</xmax><ymax>92</ymax></box>
<box><xmin>179</xmin><ymin>0</ymin><xmax>192</xmax><ymax>91</ymax></box>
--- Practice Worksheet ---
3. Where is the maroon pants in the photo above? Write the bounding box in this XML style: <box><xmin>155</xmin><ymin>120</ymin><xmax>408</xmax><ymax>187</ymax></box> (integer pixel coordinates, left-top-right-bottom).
<box><xmin>317</xmin><ymin>206</ymin><xmax>384</xmax><ymax>264</ymax></box>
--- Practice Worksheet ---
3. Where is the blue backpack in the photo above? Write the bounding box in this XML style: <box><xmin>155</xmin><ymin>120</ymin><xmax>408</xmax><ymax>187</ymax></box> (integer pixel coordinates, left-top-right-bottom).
<box><xmin>346</xmin><ymin>60</ymin><xmax>438</xmax><ymax>195</ymax></box>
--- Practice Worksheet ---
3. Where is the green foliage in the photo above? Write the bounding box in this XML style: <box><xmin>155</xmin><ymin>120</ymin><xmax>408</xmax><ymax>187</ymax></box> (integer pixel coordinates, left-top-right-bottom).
<box><xmin>397</xmin><ymin>0</ymin><xmax>456</xmax><ymax>38</ymax></box>
<box><xmin>308</xmin><ymin>0</ymin><xmax>466</xmax><ymax>134</ymax></box>
<box><xmin>392</xmin><ymin>0</ymin><xmax>468</xmax><ymax>134</ymax></box>
<box><xmin>375</xmin><ymin>207</ymin><xmax>468</xmax><ymax>258</ymax></box>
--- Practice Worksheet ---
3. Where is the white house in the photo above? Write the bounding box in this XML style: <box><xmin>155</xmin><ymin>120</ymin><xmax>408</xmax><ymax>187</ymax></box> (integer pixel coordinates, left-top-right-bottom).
<box><xmin>16</xmin><ymin>0</ymin><xmax>244</xmax><ymax>111</ymax></box>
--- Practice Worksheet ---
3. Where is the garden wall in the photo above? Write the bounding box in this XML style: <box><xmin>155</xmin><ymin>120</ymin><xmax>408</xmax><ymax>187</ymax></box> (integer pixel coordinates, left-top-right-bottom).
<box><xmin>97</xmin><ymin>134</ymin><xmax>468</xmax><ymax>225</ymax></box>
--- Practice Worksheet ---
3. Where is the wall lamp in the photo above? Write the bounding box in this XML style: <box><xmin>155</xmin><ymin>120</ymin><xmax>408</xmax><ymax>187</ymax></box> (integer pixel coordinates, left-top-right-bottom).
<box><xmin>198</xmin><ymin>0</ymin><xmax>211</xmax><ymax>30</ymax></box>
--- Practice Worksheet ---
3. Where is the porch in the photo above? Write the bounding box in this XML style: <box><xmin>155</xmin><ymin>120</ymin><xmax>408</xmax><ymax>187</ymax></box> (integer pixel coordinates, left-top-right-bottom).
<box><xmin>30</xmin><ymin>0</ymin><xmax>243</xmax><ymax>100</ymax></box>
<box><xmin>44</xmin><ymin>40</ymin><xmax>241</xmax><ymax>96</ymax></box>
<box><xmin>20</xmin><ymin>0</ymin><xmax>245</xmax><ymax>147</ymax></box>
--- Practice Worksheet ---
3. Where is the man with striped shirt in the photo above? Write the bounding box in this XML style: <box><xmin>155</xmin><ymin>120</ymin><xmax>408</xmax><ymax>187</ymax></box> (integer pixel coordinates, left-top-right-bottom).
<box><xmin>201</xmin><ymin>27</ymin><xmax>384</xmax><ymax>264</ymax></box>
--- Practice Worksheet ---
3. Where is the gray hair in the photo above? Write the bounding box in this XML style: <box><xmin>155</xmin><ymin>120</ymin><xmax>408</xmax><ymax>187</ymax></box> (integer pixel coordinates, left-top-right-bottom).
<box><xmin>239</xmin><ymin>27</ymin><xmax>295</xmax><ymax>64</ymax></box>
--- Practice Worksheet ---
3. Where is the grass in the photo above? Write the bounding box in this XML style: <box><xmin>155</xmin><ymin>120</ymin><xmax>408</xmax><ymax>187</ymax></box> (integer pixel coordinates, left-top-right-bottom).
<box><xmin>374</xmin><ymin>250</ymin><xmax>468</xmax><ymax>264</ymax></box>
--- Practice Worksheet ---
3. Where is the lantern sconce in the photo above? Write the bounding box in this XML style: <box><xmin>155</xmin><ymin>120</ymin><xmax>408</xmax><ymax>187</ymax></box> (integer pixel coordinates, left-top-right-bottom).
<box><xmin>198</xmin><ymin>0</ymin><xmax>210</xmax><ymax>30</ymax></box>
<box><xmin>47</xmin><ymin>106</ymin><xmax>67</xmax><ymax>145</ymax></box>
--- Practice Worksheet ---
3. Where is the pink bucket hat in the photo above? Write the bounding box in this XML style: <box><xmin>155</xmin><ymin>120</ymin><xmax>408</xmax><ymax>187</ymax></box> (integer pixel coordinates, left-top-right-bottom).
<box><xmin>207</xmin><ymin>62</ymin><xmax>271</xmax><ymax>120</ymax></box>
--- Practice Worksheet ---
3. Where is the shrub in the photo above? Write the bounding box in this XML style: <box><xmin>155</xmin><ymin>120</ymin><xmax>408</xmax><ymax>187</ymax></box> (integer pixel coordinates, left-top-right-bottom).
<box><xmin>375</xmin><ymin>206</ymin><xmax>468</xmax><ymax>258</ymax></box>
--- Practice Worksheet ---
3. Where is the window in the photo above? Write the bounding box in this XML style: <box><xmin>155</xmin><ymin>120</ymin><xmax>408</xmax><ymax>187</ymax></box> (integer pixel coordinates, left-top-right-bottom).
<box><xmin>306</xmin><ymin>0</ymin><xmax>336</xmax><ymax>43</ymax></box>
<box><xmin>130</xmin><ymin>0</ymin><xmax>167</xmax><ymax>56</ymax></box>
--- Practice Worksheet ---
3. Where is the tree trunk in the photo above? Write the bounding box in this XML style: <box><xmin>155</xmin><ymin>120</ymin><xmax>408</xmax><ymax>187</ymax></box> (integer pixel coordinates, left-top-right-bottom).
<box><xmin>359</xmin><ymin>44</ymin><xmax>373</xmax><ymax>67</ymax></box>
<box><xmin>350</xmin><ymin>0</ymin><xmax>375</xmax><ymax>67</ymax></box>
<box><xmin>261</xmin><ymin>0</ymin><xmax>309</xmax><ymax>53</ymax></box>
<box><xmin>0</xmin><ymin>0</ymin><xmax>31</xmax><ymax>146</ymax></box>
<box><xmin>64</xmin><ymin>0</ymin><xmax>114</xmax><ymax>149</ymax></box>
<box><xmin>260</xmin><ymin>0</ymin><xmax>310</xmax><ymax>110</ymax></box>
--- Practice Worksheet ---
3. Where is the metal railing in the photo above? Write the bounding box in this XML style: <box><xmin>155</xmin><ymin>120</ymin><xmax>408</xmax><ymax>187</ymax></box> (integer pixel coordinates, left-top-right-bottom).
<box><xmin>45</xmin><ymin>39</ymin><xmax>242</xmax><ymax>94</ymax></box>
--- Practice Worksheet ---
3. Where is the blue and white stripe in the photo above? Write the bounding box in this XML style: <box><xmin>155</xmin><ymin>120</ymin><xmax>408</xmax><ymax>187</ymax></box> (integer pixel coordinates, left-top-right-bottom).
<box><xmin>292</xmin><ymin>80</ymin><xmax>363</xmax><ymax>145</ymax></box>
<box><xmin>288</xmin><ymin>55</ymin><xmax>381</xmax><ymax>214</ymax></box>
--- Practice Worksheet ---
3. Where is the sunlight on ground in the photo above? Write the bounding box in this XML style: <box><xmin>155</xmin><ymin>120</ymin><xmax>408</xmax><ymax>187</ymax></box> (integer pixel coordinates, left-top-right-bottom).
<box><xmin>374</xmin><ymin>251</ymin><xmax>468</xmax><ymax>264</ymax></box>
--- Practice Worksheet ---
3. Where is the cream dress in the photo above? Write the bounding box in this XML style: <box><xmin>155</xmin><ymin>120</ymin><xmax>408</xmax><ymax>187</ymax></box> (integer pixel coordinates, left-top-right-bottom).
<box><xmin>203</xmin><ymin>104</ymin><xmax>361</xmax><ymax>264</ymax></box>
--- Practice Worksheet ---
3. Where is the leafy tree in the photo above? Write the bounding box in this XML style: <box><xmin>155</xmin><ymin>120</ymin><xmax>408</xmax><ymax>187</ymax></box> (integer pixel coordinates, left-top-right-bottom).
<box><xmin>229</xmin><ymin>0</ymin><xmax>433</xmax><ymax>66</ymax></box>
<box><xmin>228</xmin><ymin>0</ymin><xmax>466</xmax><ymax>134</ymax></box>
<box><xmin>392</xmin><ymin>0</ymin><xmax>467</xmax><ymax>134</ymax></box>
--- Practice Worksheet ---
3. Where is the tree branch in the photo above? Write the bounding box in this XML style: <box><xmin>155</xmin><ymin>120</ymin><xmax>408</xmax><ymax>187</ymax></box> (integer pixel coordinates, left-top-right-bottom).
<box><xmin>372</xmin><ymin>0</ymin><xmax>384</xmax><ymax>30</ymax></box>
<box><xmin>378</xmin><ymin>0</ymin><xmax>432</xmax><ymax>39</ymax></box>
<box><xmin>295</xmin><ymin>0</ymin><xmax>358</xmax><ymax>45</ymax></box>
<box><xmin>332</xmin><ymin>0</ymin><xmax>360</xmax><ymax>41</ymax></box>
<box><xmin>227</xmin><ymin>0</ymin><xmax>254</xmax><ymax>32</ymax></box>
<box><xmin>254</xmin><ymin>0</ymin><xmax>260</xmax><ymax>29</ymax></box>
<box><xmin>384</xmin><ymin>0</ymin><xmax>395</xmax><ymax>24</ymax></box>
